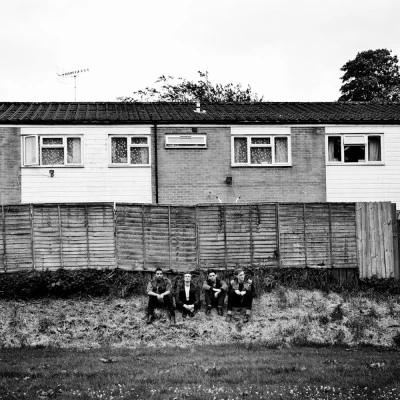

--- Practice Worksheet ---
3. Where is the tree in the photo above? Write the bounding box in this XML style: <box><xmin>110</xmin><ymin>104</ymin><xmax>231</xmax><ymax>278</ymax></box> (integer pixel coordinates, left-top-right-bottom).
<box><xmin>339</xmin><ymin>49</ymin><xmax>400</xmax><ymax>102</ymax></box>
<box><xmin>118</xmin><ymin>71</ymin><xmax>263</xmax><ymax>103</ymax></box>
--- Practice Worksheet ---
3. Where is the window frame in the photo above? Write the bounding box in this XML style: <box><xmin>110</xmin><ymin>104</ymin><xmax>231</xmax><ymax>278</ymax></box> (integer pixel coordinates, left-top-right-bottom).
<box><xmin>231</xmin><ymin>135</ymin><xmax>292</xmax><ymax>167</ymax></box>
<box><xmin>326</xmin><ymin>133</ymin><xmax>384</xmax><ymax>165</ymax></box>
<box><xmin>22</xmin><ymin>135</ymin><xmax>84</xmax><ymax>167</ymax></box>
<box><xmin>109</xmin><ymin>135</ymin><xmax>151</xmax><ymax>167</ymax></box>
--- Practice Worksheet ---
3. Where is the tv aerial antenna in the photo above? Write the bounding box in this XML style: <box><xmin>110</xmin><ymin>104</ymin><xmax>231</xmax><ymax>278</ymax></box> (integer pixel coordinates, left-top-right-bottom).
<box><xmin>57</xmin><ymin>68</ymin><xmax>89</xmax><ymax>101</ymax></box>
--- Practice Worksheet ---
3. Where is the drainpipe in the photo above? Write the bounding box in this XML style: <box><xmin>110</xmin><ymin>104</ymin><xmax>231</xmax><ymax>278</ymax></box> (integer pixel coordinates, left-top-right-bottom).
<box><xmin>154</xmin><ymin>124</ymin><xmax>159</xmax><ymax>203</ymax></box>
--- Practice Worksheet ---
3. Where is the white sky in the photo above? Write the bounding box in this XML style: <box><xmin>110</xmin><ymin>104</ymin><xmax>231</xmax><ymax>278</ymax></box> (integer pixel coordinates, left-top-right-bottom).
<box><xmin>1</xmin><ymin>0</ymin><xmax>399</xmax><ymax>102</ymax></box>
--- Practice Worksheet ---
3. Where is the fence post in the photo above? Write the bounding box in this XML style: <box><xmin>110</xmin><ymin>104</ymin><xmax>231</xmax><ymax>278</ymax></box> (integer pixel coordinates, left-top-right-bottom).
<box><xmin>223</xmin><ymin>205</ymin><xmax>227</xmax><ymax>270</ymax></box>
<box><xmin>168</xmin><ymin>206</ymin><xmax>172</xmax><ymax>269</ymax></box>
<box><xmin>249</xmin><ymin>205</ymin><xmax>254</xmax><ymax>266</ymax></box>
<box><xmin>114</xmin><ymin>203</ymin><xmax>119</xmax><ymax>269</ymax></box>
<box><xmin>84</xmin><ymin>205</ymin><xmax>90</xmax><ymax>269</ymax></box>
<box><xmin>57</xmin><ymin>205</ymin><xmax>64</xmax><ymax>269</ymax></box>
<box><xmin>303</xmin><ymin>203</ymin><xmax>308</xmax><ymax>267</ymax></box>
<box><xmin>2</xmin><ymin>205</ymin><xmax>6</xmax><ymax>272</ymax></box>
<box><xmin>195</xmin><ymin>206</ymin><xmax>200</xmax><ymax>271</ymax></box>
<box><xmin>328</xmin><ymin>203</ymin><xmax>333</xmax><ymax>268</ymax></box>
<box><xmin>142</xmin><ymin>204</ymin><xmax>146</xmax><ymax>270</ymax></box>
<box><xmin>392</xmin><ymin>203</ymin><xmax>400</xmax><ymax>280</ymax></box>
<box><xmin>276</xmin><ymin>203</ymin><xmax>281</xmax><ymax>268</ymax></box>
<box><xmin>355</xmin><ymin>203</ymin><xmax>363</xmax><ymax>278</ymax></box>
<box><xmin>30</xmin><ymin>204</ymin><xmax>36</xmax><ymax>270</ymax></box>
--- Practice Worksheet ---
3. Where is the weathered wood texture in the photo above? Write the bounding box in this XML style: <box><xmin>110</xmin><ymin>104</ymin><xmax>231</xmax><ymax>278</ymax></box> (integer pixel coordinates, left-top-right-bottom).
<box><xmin>0</xmin><ymin>202</ymin><xmax>398</xmax><ymax>278</ymax></box>
<box><xmin>116</xmin><ymin>204</ymin><xmax>197</xmax><ymax>271</ymax></box>
<box><xmin>356</xmin><ymin>202</ymin><xmax>397</xmax><ymax>278</ymax></box>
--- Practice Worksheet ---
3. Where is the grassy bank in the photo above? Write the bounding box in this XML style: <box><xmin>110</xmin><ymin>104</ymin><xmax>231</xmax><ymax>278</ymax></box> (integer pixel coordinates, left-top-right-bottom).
<box><xmin>1</xmin><ymin>289</ymin><xmax>400</xmax><ymax>349</ymax></box>
<box><xmin>1</xmin><ymin>344</ymin><xmax>400</xmax><ymax>399</ymax></box>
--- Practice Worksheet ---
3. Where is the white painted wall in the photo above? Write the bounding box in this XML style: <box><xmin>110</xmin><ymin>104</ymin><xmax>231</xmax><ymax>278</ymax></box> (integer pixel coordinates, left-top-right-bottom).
<box><xmin>326</xmin><ymin>125</ymin><xmax>400</xmax><ymax>209</ymax></box>
<box><xmin>20</xmin><ymin>126</ymin><xmax>152</xmax><ymax>203</ymax></box>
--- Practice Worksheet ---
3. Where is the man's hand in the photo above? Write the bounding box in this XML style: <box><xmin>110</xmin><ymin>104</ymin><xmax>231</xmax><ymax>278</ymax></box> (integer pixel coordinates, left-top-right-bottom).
<box><xmin>240</xmin><ymin>291</ymin><xmax>246</xmax><ymax>296</ymax></box>
<box><xmin>157</xmin><ymin>294</ymin><xmax>164</xmax><ymax>300</ymax></box>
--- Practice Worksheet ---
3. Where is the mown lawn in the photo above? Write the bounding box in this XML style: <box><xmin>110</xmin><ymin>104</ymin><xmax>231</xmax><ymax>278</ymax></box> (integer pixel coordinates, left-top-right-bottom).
<box><xmin>1</xmin><ymin>344</ymin><xmax>399</xmax><ymax>399</ymax></box>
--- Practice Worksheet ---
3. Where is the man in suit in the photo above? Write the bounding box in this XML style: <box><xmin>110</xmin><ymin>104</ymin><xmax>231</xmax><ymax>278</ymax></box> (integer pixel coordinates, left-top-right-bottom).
<box><xmin>203</xmin><ymin>269</ymin><xmax>227</xmax><ymax>316</ymax></box>
<box><xmin>146</xmin><ymin>267</ymin><xmax>176</xmax><ymax>325</ymax></box>
<box><xmin>226</xmin><ymin>269</ymin><xmax>255</xmax><ymax>323</ymax></box>
<box><xmin>175</xmin><ymin>271</ymin><xmax>201</xmax><ymax>318</ymax></box>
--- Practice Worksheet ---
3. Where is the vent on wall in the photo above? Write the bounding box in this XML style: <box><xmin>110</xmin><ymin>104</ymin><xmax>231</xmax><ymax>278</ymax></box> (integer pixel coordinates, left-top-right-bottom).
<box><xmin>165</xmin><ymin>134</ymin><xmax>207</xmax><ymax>148</ymax></box>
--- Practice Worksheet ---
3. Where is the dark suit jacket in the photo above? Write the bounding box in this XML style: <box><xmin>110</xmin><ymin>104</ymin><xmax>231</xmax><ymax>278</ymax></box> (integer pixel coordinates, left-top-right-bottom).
<box><xmin>176</xmin><ymin>283</ymin><xmax>201</xmax><ymax>308</ymax></box>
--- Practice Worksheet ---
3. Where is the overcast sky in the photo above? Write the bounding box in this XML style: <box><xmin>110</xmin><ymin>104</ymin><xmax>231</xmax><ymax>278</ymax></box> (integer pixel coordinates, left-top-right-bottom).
<box><xmin>1</xmin><ymin>0</ymin><xmax>399</xmax><ymax>102</ymax></box>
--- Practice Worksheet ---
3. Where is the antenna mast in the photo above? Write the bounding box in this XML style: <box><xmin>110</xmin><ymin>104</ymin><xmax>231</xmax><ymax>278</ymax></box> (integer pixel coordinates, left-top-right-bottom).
<box><xmin>57</xmin><ymin>68</ymin><xmax>89</xmax><ymax>101</ymax></box>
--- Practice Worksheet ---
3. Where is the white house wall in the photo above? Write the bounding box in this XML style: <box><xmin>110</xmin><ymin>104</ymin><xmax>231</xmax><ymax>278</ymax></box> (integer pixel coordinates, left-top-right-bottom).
<box><xmin>326</xmin><ymin>125</ymin><xmax>400</xmax><ymax>209</ymax></box>
<box><xmin>20</xmin><ymin>126</ymin><xmax>152</xmax><ymax>203</ymax></box>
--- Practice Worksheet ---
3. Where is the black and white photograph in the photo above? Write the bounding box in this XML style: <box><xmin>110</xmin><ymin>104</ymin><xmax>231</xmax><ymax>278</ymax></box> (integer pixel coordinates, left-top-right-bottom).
<box><xmin>0</xmin><ymin>1</ymin><xmax>400</xmax><ymax>399</ymax></box>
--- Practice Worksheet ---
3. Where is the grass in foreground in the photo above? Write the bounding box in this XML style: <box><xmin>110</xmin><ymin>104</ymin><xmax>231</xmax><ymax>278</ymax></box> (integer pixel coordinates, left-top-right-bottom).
<box><xmin>0</xmin><ymin>344</ymin><xmax>400</xmax><ymax>399</ymax></box>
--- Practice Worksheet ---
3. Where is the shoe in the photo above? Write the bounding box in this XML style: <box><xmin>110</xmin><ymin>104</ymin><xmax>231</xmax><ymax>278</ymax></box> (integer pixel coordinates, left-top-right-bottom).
<box><xmin>206</xmin><ymin>307</ymin><xmax>211</xmax><ymax>315</ymax></box>
<box><xmin>182</xmin><ymin>312</ymin><xmax>187</xmax><ymax>319</ymax></box>
<box><xmin>217</xmin><ymin>307</ymin><xmax>223</xmax><ymax>316</ymax></box>
<box><xmin>170</xmin><ymin>315</ymin><xmax>176</xmax><ymax>326</ymax></box>
<box><xmin>146</xmin><ymin>314</ymin><xmax>154</xmax><ymax>325</ymax></box>
<box><xmin>226</xmin><ymin>314</ymin><xmax>232</xmax><ymax>322</ymax></box>
<box><xmin>243</xmin><ymin>314</ymin><xmax>250</xmax><ymax>323</ymax></box>
<box><xmin>189</xmin><ymin>311</ymin><xmax>195</xmax><ymax>318</ymax></box>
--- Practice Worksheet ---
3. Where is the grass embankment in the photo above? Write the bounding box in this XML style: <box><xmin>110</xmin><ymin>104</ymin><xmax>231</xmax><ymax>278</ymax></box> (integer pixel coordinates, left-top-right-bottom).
<box><xmin>1</xmin><ymin>288</ymin><xmax>400</xmax><ymax>399</ymax></box>
<box><xmin>1</xmin><ymin>345</ymin><xmax>400</xmax><ymax>399</ymax></box>
<box><xmin>1</xmin><ymin>289</ymin><xmax>400</xmax><ymax>348</ymax></box>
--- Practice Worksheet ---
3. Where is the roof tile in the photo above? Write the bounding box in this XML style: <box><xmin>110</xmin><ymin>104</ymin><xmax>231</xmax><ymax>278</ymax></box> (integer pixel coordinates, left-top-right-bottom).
<box><xmin>0</xmin><ymin>101</ymin><xmax>398</xmax><ymax>124</ymax></box>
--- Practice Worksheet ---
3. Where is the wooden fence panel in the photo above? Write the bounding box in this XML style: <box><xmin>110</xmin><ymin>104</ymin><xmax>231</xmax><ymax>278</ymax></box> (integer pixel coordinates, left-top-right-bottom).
<box><xmin>60</xmin><ymin>205</ymin><xmax>89</xmax><ymax>269</ymax></box>
<box><xmin>305</xmin><ymin>204</ymin><xmax>331</xmax><ymax>267</ymax></box>
<box><xmin>357</xmin><ymin>202</ymin><xmax>395</xmax><ymax>278</ymax></box>
<box><xmin>87</xmin><ymin>204</ymin><xmax>115</xmax><ymax>269</ymax></box>
<box><xmin>33</xmin><ymin>205</ymin><xmax>61</xmax><ymax>270</ymax></box>
<box><xmin>225</xmin><ymin>205</ymin><xmax>251</xmax><ymax>267</ymax></box>
<box><xmin>143</xmin><ymin>205</ymin><xmax>170</xmax><ymax>270</ymax></box>
<box><xmin>170</xmin><ymin>206</ymin><xmax>197</xmax><ymax>271</ymax></box>
<box><xmin>198</xmin><ymin>206</ymin><xmax>226</xmax><ymax>268</ymax></box>
<box><xmin>116</xmin><ymin>204</ymin><xmax>145</xmax><ymax>270</ymax></box>
<box><xmin>251</xmin><ymin>204</ymin><xmax>278</xmax><ymax>266</ymax></box>
<box><xmin>1</xmin><ymin>205</ymin><xmax>33</xmax><ymax>272</ymax></box>
<box><xmin>330</xmin><ymin>203</ymin><xmax>357</xmax><ymax>269</ymax></box>
<box><xmin>279</xmin><ymin>204</ymin><xmax>306</xmax><ymax>268</ymax></box>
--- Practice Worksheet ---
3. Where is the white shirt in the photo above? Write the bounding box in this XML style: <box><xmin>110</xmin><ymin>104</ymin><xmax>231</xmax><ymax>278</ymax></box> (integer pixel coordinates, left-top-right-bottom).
<box><xmin>184</xmin><ymin>285</ymin><xmax>190</xmax><ymax>301</ymax></box>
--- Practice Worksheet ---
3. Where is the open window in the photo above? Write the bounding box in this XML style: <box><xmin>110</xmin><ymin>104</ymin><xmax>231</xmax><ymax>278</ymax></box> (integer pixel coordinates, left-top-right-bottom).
<box><xmin>327</xmin><ymin>134</ymin><xmax>383</xmax><ymax>164</ymax></box>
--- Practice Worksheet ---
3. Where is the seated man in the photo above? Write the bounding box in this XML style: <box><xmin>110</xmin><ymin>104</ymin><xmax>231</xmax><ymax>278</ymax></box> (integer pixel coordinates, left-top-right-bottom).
<box><xmin>203</xmin><ymin>269</ymin><xmax>227</xmax><ymax>316</ymax></box>
<box><xmin>175</xmin><ymin>271</ymin><xmax>201</xmax><ymax>318</ymax></box>
<box><xmin>226</xmin><ymin>269</ymin><xmax>255</xmax><ymax>323</ymax></box>
<box><xmin>146</xmin><ymin>267</ymin><xmax>176</xmax><ymax>325</ymax></box>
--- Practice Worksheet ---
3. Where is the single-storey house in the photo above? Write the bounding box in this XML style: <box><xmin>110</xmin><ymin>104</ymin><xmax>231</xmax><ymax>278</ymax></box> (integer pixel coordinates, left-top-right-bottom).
<box><xmin>0</xmin><ymin>101</ymin><xmax>400</xmax><ymax>208</ymax></box>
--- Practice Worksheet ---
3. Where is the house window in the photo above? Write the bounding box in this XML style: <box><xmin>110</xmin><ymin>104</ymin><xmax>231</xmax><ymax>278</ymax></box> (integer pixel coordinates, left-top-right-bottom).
<box><xmin>110</xmin><ymin>136</ymin><xmax>150</xmax><ymax>165</ymax></box>
<box><xmin>22</xmin><ymin>135</ymin><xmax>83</xmax><ymax>166</ymax></box>
<box><xmin>327</xmin><ymin>134</ymin><xmax>383</xmax><ymax>164</ymax></box>
<box><xmin>232</xmin><ymin>136</ymin><xmax>290</xmax><ymax>166</ymax></box>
